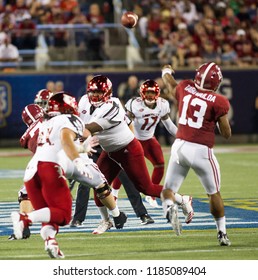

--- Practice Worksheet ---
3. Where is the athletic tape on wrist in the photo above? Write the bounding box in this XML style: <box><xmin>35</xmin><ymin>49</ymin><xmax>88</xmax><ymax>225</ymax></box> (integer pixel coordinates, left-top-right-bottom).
<box><xmin>162</xmin><ymin>68</ymin><xmax>173</xmax><ymax>77</ymax></box>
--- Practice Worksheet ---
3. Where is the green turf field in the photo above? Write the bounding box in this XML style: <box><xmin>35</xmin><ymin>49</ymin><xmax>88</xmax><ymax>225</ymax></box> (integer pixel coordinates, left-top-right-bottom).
<box><xmin>0</xmin><ymin>145</ymin><xmax>258</xmax><ymax>260</ymax></box>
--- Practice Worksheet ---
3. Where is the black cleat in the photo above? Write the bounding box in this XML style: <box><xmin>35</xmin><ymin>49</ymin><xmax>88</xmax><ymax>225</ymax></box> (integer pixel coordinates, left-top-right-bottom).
<box><xmin>217</xmin><ymin>230</ymin><xmax>231</xmax><ymax>246</ymax></box>
<box><xmin>8</xmin><ymin>227</ymin><xmax>31</xmax><ymax>240</ymax></box>
<box><xmin>113</xmin><ymin>212</ymin><xmax>127</xmax><ymax>229</ymax></box>
<box><xmin>140</xmin><ymin>214</ymin><xmax>154</xmax><ymax>225</ymax></box>
<box><xmin>22</xmin><ymin>227</ymin><xmax>31</xmax><ymax>239</ymax></box>
<box><xmin>8</xmin><ymin>234</ymin><xmax>17</xmax><ymax>240</ymax></box>
<box><xmin>70</xmin><ymin>220</ymin><xmax>82</xmax><ymax>227</ymax></box>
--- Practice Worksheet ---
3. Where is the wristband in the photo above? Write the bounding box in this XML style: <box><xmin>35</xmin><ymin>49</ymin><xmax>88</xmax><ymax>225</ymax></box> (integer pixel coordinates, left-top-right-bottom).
<box><xmin>162</xmin><ymin>68</ymin><xmax>173</xmax><ymax>77</ymax></box>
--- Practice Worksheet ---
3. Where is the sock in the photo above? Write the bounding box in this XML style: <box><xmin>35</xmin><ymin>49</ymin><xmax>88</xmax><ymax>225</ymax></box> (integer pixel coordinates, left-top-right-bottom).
<box><xmin>27</xmin><ymin>207</ymin><xmax>50</xmax><ymax>223</ymax></box>
<box><xmin>214</xmin><ymin>216</ymin><xmax>226</xmax><ymax>233</ymax></box>
<box><xmin>174</xmin><ymin>193</ymin><xmax>183</xmax><ymax>205</ymax></box>
<box><xmin>112</xmin><ymin>188</ymin><xmax>119</xmax><ymax>198</ymax></box>
<box><xmin>98</xmin><ymin>206</ymin><xmax>110</xmax><ymax>221</ymax></box>
<box><xmin>110</xmin><ymin>205</ymin><xmax>120</xmax><ymax>217</ymax></box>
<box><xmin>162</xmin><ymin>199</ymin><xmax>174</xmax><ymax>218</ymax></box>
<box><xmin>40</xmin><ymin>225</ymin><xmax>57</xmax><ymax>240</ymax></box>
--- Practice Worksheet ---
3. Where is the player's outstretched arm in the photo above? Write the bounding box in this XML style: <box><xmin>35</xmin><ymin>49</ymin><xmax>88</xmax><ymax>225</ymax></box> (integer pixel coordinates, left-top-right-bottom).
<box><xmin>161</xmin><ymin>65</ymin><xmax>177</xmax><ymax>98</ymax></box>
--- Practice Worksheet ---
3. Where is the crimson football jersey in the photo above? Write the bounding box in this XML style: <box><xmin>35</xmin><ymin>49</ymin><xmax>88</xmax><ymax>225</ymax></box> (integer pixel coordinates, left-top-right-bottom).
<box><xmin>20</xmin><ymin>118</ymin><xmax>43</xmax><ymax>154</ymax></box>
<box><xmin>175</xmin><ymin>80</ymin><xmax>230</xmax><ymax>148</ymax></box>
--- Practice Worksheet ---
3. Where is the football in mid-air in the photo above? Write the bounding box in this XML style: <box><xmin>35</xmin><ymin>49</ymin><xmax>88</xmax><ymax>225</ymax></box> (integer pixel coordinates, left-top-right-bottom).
<box><xmin>121</xmin><ymin>11</ymin><xmax>138</xmax><ymax>29</ymax></box>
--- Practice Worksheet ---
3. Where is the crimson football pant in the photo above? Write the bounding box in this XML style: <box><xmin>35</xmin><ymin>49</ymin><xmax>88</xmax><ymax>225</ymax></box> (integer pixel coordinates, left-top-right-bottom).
<box><xmin>112</xmin><ymin>137</ymin><xmax>164</xmax><ymax>190</ymax></box>
<box><xmin>72</xmin><ymin>146</ymin><xmax>150</xmax><ymax>220</ymax></box>
<box><xmin>95</xmin><ymin>138</ymin><xmax>163</xmax><ymax>208</ymax></box>
<box><xmin>25</xmin><ymin>161</ymin><xmax>72</xmax><ymax>226</ymax></box>
<box><xmin>139</xmin><ymin>137</ymin><xmax>165</xmax><ymax>184</ymax></box>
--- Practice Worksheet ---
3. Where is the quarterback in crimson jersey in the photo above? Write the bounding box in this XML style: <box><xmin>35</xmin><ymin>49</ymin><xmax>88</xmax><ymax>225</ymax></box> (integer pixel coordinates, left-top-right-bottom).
<box><xmin>161</xmin><ymin>62</ymin><xmax>232</xmax><ymax>245</ymax></box>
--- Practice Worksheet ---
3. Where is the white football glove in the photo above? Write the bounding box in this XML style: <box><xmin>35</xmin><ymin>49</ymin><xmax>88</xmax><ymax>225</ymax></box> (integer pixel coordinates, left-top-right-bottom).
<box><xmin>73</xmin><ymin>157</ymin><xmax>93</xmax><ymax>179</ymax></box>
<box><xmin>82</xmin><ymin>135</ymin><xmax>99</xmax><ymax>155</ymax></box>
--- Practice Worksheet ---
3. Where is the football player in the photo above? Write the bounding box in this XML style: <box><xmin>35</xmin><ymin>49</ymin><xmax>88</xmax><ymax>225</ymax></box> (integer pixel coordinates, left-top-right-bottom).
<box><xmin>161</xmin><ymin>62</ymin><xmax>231</xmax><ymax>245</ymax></box>
<box><xmin>9</xmin><ymin>89</ymin><xmax>97</xmax><ymax>240</ymax></box>
<box><xmin>8</xmin><ymin>104</ymin><xmax>44</xmax><ymax>240</ymax></box>
<box><xmin>11</xmin><ymin>92</ymin><xmax>127</xmax><ymax>258</ymax></box>
<box><xmin>34</xmin><ymin>88</ymin><xmax>53</xmax><ymax>110</ymax></box>
<box><xmin>9</xmin><ymin>89</ymin><xmax>53</xmax><ymax>240</ymax></box>
<box><xmin>113</xmin><ymin>79</ymin><xmax>194</xmax><ymax>221</ymax></box>
<box><xmin>78</xmin><ymin>75</ymin><xmax>194</xmax><ymax>228</ymax></box>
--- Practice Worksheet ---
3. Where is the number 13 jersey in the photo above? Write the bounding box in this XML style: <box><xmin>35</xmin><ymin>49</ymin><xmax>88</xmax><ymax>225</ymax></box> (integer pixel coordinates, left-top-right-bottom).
<box><xmin>175</xmin><ymin>80</ymin><xmax>230</xmax><ymax>148</ymax></box>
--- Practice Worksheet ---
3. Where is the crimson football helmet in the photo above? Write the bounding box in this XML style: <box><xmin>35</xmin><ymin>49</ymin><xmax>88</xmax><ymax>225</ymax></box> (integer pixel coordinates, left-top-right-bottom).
<box><xmin>140</xmin><ymin>79</ymin><xmax>160</xmax><ymax>105</ymax></box>
<box><xmin>22</xmin><ymin>104</ymin><xmax>44</xmax><ymax>127</ymax></box>
<box><xmin>87</xmin><ymin>75</ymin><xmax>113</xmax><ymax>106</ymax></box>
<box><xmin>194</xmin><ymin>62</ymin><xmax>223</xmax><ymax>91</ymax></box>
<box><xmin>47</xmin><ymin>91</ymin><xmax>78</xmax><ymax>117</ymax></box>
<box><xmin>34</xmin><ymin>89</ymin><xmax>53</xmax><ymax>109</ymax></box>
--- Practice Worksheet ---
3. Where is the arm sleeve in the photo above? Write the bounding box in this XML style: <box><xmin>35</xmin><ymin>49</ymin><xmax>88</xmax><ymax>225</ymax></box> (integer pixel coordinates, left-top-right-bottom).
<box><xmin>161</xmin><ymin>118</ymin><xmax>178</xmax><ymax>137</ymax></box>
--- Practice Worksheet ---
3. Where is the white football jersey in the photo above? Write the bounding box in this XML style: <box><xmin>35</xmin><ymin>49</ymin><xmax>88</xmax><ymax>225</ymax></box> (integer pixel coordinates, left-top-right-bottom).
<box><xmin>79</xmin><ymin>95</ymin><xmax>134</xmax><ymax>152</ymax></box>
<box><xmin>24</xmin><ymin>114</ymin><xmax>85</xmax><ymax>182</ymax></box>
<box><xmin>125</xmin><ymin>97</ymin><xmax>170</xmax><ymax>140</ymax></box>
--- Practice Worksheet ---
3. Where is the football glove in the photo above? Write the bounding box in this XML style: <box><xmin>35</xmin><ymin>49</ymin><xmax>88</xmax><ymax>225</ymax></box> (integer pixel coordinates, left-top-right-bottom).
<box><xmin>73</xmin><ymin>157</ymin><xmax>93</xmax><ymax>179</ymax></box>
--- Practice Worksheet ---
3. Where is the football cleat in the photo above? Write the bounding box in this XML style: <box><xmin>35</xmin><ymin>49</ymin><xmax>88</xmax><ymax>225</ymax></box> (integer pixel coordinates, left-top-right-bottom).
<box><xmin>166</xmin><ymin>204</ymin><xmax>182</xmax><ymax>236</ymax></box>
<box><xmin>8</xmin><ymin>234</ymin><xmax>17</xmax><ymax>240</ymax></box>
<box><xmin>145</xmin><ymin>196</ymin><xmax>160</xmax><ymax>208</ymax></box>
<box><xmin>11</xmin><ymin>212</ymin><xmax>30</xmax><ymax>240</ymax></box>
<box><xmin>217</xmin><ymin>231</ymin><xmax>231</xmax><ymax>246</ymax></box>
<box><xmin>69</xmin><ymin>220</ymin><xmax>82</xmax><ymax>227</ymax></box>
<box><xmin>180</xmin><ymin>195</ymin><xmax>194</xmax><ymax>224</ymax></box>
<box><xmin>113</xmin><ymin>212</ymin><xmax>127</xmax><ymax>229</ymax></box>
<box><xmin>45</xmin><ymin>237</ymin><xmax>65</xmax><ymax>259</ymax></box>
<box><xmin>92</xmin><ymin>219</ymin><xmax>113</xmax><ymax>234</ymax></box>
<box><xmin>140</xmin><ymin>214</ymin><xmax>154</xmax><ymax>225</ymax></box>
<box><xmin>8</xmin><ymin>227</ymin><xmax>31</xmax><ymax>240</ymax></box>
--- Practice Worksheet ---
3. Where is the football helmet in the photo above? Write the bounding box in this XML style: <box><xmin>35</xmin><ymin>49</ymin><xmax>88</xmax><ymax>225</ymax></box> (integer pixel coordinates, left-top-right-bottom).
<box><xmin>140</xmin><ymin>79</ymin><xmax>160</xmax><ymax>105</ymax></box>
<box><xmin>22</xmin><ymin>104</ymin><xmax>44</xmax><ymax>127</ymax></box>
<box><xmin>34</xmin><ymin>89</ymin><xmax>53</xmax><ymax>109</ymax></box>
<box><xmin>194</xmin><ymin>62</ymin><xmax>223</xmax><ymax>91</ymax></box>
<box><xmin>87</xmin><ymin>75</ymin><xmax>112</xmax><ymax>106</ymax></box>
<box><xmin>47</xmin><ymin>91</ymin><xmax>78</xmax><ymax>117</ymax></box>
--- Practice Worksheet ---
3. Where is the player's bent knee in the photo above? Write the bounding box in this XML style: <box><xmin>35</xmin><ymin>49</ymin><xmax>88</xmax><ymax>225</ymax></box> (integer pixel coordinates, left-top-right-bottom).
<box><xmin>96</xmin><ymin>183</ymin><xmax>111</xmax><ymax>199</ymax></box>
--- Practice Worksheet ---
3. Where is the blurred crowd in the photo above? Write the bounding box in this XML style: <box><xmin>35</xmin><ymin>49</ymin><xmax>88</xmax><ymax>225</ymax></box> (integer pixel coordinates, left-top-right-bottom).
<box><xmin>128</xmin><ymin>0</ymin><xmax>258</xmax><ymax>67</ymax></box>
<box><xmin>0</xmin><ymin>0</ymin><xmax>258</xmax><ymax>67</ymax></box>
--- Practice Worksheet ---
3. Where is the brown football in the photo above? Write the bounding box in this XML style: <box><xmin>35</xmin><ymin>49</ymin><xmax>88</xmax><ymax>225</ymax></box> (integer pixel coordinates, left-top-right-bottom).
<box><xmin>121</xmin><ymin>11</ymin><xmax>138</xmax><ymax>29</ymax></box>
